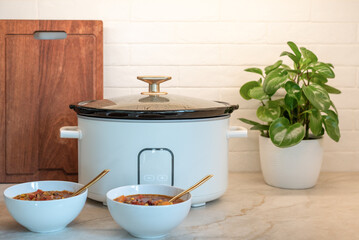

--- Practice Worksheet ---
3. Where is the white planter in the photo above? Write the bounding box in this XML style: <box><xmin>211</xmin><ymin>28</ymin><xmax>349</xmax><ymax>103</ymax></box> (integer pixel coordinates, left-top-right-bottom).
<box><xmin>259</xmin><ymin>136</ymin><xmax>323</xmax><ymax>189</ymax></box>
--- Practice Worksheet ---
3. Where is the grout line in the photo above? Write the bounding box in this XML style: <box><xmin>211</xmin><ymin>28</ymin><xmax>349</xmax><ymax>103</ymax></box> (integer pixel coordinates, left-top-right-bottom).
<box><xmin>103</xmin><ymin>65</ymin><xmax>359</xmax><ymax>68</ymax></box>
<box><xmin>229</xmin><ymin>151</ymin><xmax>259</xmax><ymax>153</ymax></box>
<box><xmin>103</xmin><ymin>43</ymin><xmax>359</xmax><ymax>46</ymax></box>
<box><xmin>104</xmin><ymin>19</ymin><xmax>359</xmax><ymax>24</ymax></box>
<box><xmin>102</xmin><ymin>65</ymin><xmax>359</xmax><ymax>68</ymax></box>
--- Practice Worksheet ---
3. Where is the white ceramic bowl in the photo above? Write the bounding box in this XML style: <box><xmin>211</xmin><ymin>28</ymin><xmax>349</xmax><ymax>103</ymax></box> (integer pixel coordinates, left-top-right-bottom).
<box><xmin>4</xmin><ymin>180</ymin><xmax>87</xmax><ymax>233</ymax></box>
<box><xmin>106</xmin><ymin>184</ymin><xmax>192</xmax><ymax>238</ymax></box>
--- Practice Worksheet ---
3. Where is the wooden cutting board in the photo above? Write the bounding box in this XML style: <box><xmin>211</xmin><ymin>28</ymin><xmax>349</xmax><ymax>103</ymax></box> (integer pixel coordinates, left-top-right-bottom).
<box><xmin>0</xmin><ymin>20</ymin><xmax>103</xmax><ymax>182</ymax></box>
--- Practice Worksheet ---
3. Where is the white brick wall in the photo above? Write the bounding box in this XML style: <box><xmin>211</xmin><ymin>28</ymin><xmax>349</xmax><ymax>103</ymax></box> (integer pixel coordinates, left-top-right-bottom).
<box><xmin>1</xmin><ymin>0</ymin><xmax>358</xmax><ymax>171</ymax></box>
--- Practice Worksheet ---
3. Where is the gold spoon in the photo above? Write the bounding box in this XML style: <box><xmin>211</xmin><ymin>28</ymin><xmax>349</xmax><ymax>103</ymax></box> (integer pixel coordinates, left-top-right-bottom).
<box><xmin>168</xmin><ymin>174</ymin><xmax>213</xmax><ymax>203</ymax></box>
<box><xmin>72</xmin><ymin>169</ymin><xmax>110</xmax><ymax>196</ymax></box>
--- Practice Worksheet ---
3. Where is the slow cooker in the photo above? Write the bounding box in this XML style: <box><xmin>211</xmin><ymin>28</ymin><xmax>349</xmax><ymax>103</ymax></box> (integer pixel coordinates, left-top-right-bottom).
<box><xmin>60</xmin><ymin>76</ymin><xmax>247</xmax><ymax>206</ymax></box>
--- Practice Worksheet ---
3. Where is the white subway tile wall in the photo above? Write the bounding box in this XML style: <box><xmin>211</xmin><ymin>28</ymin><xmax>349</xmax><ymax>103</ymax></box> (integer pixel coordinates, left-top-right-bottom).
<box><xmin>1</xmin><ymin>0</ymin><xmax>358</xmax><ymax>171</ymax></box>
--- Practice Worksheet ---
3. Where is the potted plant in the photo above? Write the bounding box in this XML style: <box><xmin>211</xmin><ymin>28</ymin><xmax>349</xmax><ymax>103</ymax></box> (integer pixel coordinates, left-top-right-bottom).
<box><xmin>239</xmin><ymin>41</ymin><xmax>341</xmax><ymax>189</ymax></box>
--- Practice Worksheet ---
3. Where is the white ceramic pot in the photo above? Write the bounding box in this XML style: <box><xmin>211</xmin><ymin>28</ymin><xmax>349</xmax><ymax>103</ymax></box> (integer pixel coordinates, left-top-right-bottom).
<box><xmin>259</xmin><ymin>136</ymin><xmax>323</xmax><ymax>189</ymax></box>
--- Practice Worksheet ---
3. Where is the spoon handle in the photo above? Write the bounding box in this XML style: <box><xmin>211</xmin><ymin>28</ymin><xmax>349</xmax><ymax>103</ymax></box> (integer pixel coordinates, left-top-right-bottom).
<box><xmin>169</xmin><ymin>174</ymin><xmax>213</xmax><ymax>203</ymax></box>
<box><xmin>72</xmin><ymin>169</ymin><xmax>110</xmax><ymax>196</ymax></box>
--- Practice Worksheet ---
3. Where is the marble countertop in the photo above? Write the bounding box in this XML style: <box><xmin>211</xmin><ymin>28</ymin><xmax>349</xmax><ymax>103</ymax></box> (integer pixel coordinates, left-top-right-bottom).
<box><xmin>1</xmin><ymin>172</ymin><xmax>359</xmax><ymax>240</ymax></box>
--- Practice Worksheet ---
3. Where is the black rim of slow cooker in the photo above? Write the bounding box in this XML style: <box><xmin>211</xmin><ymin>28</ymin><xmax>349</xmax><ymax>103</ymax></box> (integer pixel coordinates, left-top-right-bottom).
<box><xmin>69</xmin><ymin>102</ymin><xmax>239</xmax><ymax>120</ymax></box>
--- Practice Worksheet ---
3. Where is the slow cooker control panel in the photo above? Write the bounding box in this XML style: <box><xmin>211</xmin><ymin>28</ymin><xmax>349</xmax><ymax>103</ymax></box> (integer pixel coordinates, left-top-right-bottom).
<box><xmin>138</xmin><ymin>148</ymin><xmax>174</xmax><ymax>186</ymax></box>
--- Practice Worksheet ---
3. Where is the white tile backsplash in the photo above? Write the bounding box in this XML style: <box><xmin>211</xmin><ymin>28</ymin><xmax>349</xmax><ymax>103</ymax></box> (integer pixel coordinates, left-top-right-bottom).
<box><xmin>267</xmin><ymin>23</ymin><xmax>357</xmax><ymax>44</ymax></box>
<box><xmin>38</xmin><ymin>0</ymin><xmax>131</xmax><ymax>20</ymax></box>
<box><xmin>220</xmin><ymin>44</ymin><xmax>289</xmax><ymax>66</ymax></box>
<box><xmin>220</xmin><ymin>0</ymin><xmax>311</xmax><ymax>22</ymax></box>
<box><xmin>176</xmin><ymin>22</ymin><xmax>267</xmax><ymax>43</ymax></box>
<box><xmin>104</xmin><ymin>22</ymin><xmax>177</xmax><ymax>43</ymax></box>
<box><xmin>311</xmin><ymin>0</ymin><xmax>359</xmax><ymax>22</ymax></box>
<box><xmin>322</xmin><ymin>152</ymin><xmax>359</xmax><ymax>171</ymax></box>
<box><xmin>338</xmin><ymin>110</ymin><xmax>356</xmax><ymax>131</ymax></box>
<box><xmin>104</xmin><ymin>44</ymin><xmax>131</xmax><ymax>66</ymax></box>
<box><xmin>330</xmin><ymin>89</ymin><xmax>359</xmax><ymax>109</ymax></box>
<box><xmin>178</xmin><ymin>66</ymin><xmax>245</xmax><ymax>87</ymax></box>
<box><xmin>1</xmin><ymin>0</ymin><xmax>359</xmax><ymax>172</ymax></box>
<box><xmin>104</xmin><ymin>66</ymin><xmax>179</xmax><ymax>87</ymax></box>
<box><xmin>331</xmin><ymin>67</ymin><xmax>357</xmax><ymax>88</ymax></box>
<box><xmin>131</xmin><ymin>0</ymin><xmax>220</xmax><ymax>21</ymax></box>
<box><xmin>0</xmin><ymin>0</ymin><xmax>37</xmax><ymax>19</ymax></box>
<box><xmin>323</xmin><ymin>132</ymin><xmax>359</xmax><ymax>152</ymax></box>
<box><xmin>310</xmin><ymin>45</ymin><xmax>359</xmax><ymax>66</ymax></box>
<box><xmin>131</xmin><ymin>44</ymin><xmax>221</xmax><ymax>65</ymax></box>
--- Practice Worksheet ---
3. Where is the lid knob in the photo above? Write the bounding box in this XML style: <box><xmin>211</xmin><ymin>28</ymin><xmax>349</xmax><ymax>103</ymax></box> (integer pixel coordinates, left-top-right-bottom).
<box><xmin>137</xmin><ymin>76</ymin><xmax>171</xmax><ymax>95</ymax></box>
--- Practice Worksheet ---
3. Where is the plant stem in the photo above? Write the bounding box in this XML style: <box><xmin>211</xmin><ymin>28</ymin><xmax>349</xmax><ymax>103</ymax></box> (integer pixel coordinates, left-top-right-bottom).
<box><xmin>304</xmin><ymin>96</ymin><xmax>310</xmax><ymax>139</ymax></box>
<box><xmin>305</xmin><ymin>119</ymin><xmax>309</xmax><ymax>139</ymax></box>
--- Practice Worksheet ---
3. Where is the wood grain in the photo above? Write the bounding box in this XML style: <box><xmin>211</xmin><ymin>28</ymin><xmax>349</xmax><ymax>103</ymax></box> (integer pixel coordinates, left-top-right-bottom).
<box><xmin>0</xmin><ymin>20</ymin><xmax>103</xmax><ymax>183</ymax></box>
<box><xmin>5</xmin><ymin>35</ymin><xmax>40</xmax><ymax>175</ymax></box>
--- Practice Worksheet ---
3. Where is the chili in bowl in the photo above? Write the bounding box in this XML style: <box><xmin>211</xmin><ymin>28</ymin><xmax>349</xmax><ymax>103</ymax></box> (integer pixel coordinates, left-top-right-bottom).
<box><xmin>113</xmin><ymin>193</ymin><xmax>184</xmax><ymax>206</ymax></box>
<box><xmin>4</xmin><ymin>180</ymin><xmax>87</xmax><ymax>233</ymax></box>
<box><xmin>13</xmin><ymin>189</ymin><xmax>74</xmax><ymax>201</ymax></box>
<box><xmin>106</xmin><ymin>184</ymin><xmax>192</xmax><ymax>238</ymax></box>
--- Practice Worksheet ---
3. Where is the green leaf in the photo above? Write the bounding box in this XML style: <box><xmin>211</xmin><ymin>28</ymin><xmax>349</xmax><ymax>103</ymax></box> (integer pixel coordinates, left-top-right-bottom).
<box><xmin>310</xmin><ymin>62</ymin><xmax>335</xmax><ymax>78</ymax></box>
<box><xmin>309</xmin><ymin>108</ymin><xmax>323</xmax><ymax>136</ymax></box>
<box><xmin>271</xmin><ymin>98</ymin><xmax>286</xmax><ymax>108</ymax></box>
<box><xmin>318</xmin><ymin>127</ymin><xmax>325</xmax><ymax>137</ymax></box>
<box><xmin>280</xmin><ymin>51</ymin><xmax>299</xmax><ymax>64</ymax></box>
<box><xmin>239</xmin><ymin>118</ymin><xmax>263</xmax><ymax>126</ymax></box>
<box><xmin>263</xmin><ymin>68</ymin><xmax>288</xmax><ymax>95</ymax></box>
<box><xmin>331</xmin><ymin>100</ymin><xmax>338</xmax><ymax>114</ymax></box>
<box><xmin>264</xmin><ymin>60</ymin><xmax>283</xmax><ymax>74</ymax></box>
<box><xmin>326</xmin><ymin>63</ymin><xmax>334</xmax><ymax>68</ymax></box>
<box><xmin>284</xmin><ymin>82</ymin><xmax>301</xmax><ymax>110</ymax></box>
<box><xmin>286</xmin><ymin>69</ymin><xmax>301</xmax><ymax>74</ymax></box>
<box><xmin>287</xmin><ymin>41</ymin><xmax>301</xmax><ymax>59</ymax></box>
<box><xmin>311</xmin><ymin>73</ymin><xmax>328</xmax><ymax>85</ymax></box>
<box><xmin>240</xmin><ymin>81</ymin><xmax>260</xmax><ymax>100</ymax></box>
<box><xmin>300</xmin><ymin>58</ymin><xmax>312</xmax><ymax>69</ymax></box>
<box><xmin>281</xmin><ymin>64</ymin><xmax>291</xmax><ymax>69</ymax></box>
<box><xmin>250</xmin><ymin>124</ymin><xmax>270</xmax><ymax>131</ymax></box>
<box><xmin>325</xmin><ymin>110</ymin><xmax>339</xmax><ymax>123</ymax></box>
<box><xmin>302</xmin><ymin>83</ymin><xmax>331</xmax><ymax>112</ymax></box>
<box><xmin>245</xmin><ymin>67</ymin><xmax>263</xmax><ymax>76</ymax></box>
<box><xmin>322</xmin><ymin>84</ymin><xmax>341</xmax><ymax>94</ymax></box>
<box><xmin>285</xmin><ymin>81</ymin><xmax>301</xmax><ymax>101</ymax></box>
<box><xmin>256</xmin><ymin>101</ymin><xmax>281</xmax><ymax>122</ymax></box>
<box><xmin>269</xmin><ymin>117</ymin><xmax>305</xmax><ymax>148</ymax></box>
<box><xmin>284</xmin><ymin>94</ymin><xmax>298</xmax><ymax>110</ymax></box>
<box><xmin>300</xmin><ymin>47</ymin><xmax>318</xmax><ymax>63</ymax></box>
<box><xmin>248</xmin><ymin>86</ymin><xmax>268</xmax><ymax>100</ymax></box>
<box><xmin>323</xmin><ymin>114</ymin><xmax>340</xmax><ymax>142</ymax></box>
<box><xmin>298</xmin><ymin>95</ymin><xmax>306</xmax><ymax>107</ymax></box>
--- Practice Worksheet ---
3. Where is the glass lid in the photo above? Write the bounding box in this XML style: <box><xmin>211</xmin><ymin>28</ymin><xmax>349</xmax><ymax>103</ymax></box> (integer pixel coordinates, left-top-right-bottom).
<box><xmin>70</xmin><ymin>76</ymin><xmax>239</xmax><ymax>120</ymax></box>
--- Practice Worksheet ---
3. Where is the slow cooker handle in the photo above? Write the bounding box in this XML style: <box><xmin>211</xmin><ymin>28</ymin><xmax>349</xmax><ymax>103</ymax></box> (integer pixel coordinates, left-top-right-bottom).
<box><xmin>227</xmin><ymin>126</ymin><xmax>248</xmax><ymax>139</ymax></box>
<box><xmin>60</xmin><ymin>126</ymin><xmax>82</xmax><ymax>139</ymax></box>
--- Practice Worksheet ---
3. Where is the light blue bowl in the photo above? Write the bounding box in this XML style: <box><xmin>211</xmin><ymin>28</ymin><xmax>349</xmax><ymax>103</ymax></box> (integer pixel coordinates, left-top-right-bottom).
<box><xmin>107</xmin><ymin>184</ymin><xmax>192</xmax><ymax>238</ymax></box>
<box><xmin>4</xmin><ymin>181</ymin><xmax>87</xmax><ymax>233</ymax></box>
